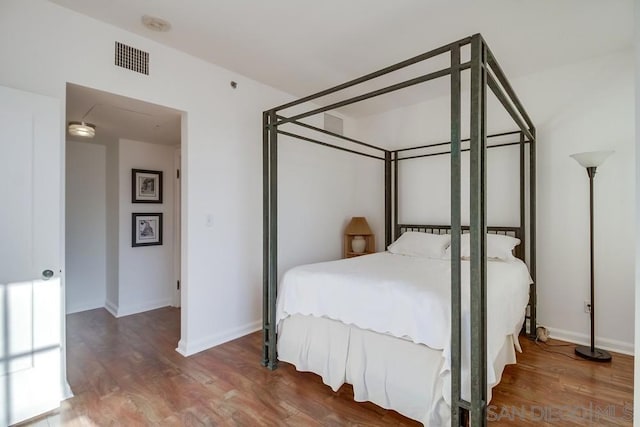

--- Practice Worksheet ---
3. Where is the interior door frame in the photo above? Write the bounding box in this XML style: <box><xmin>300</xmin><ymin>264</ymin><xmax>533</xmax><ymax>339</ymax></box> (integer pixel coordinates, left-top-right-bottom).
<box><xmin>62</xmin><ymin>81</ymin><xmax>189</xmax><ymax>396</ymax></box>
<box><xmin>60</xmin><ymin>93</ymin><xmax>73</xmax><ymax>401</ymax></box>
<box><xmin>173</xmin><ymin>146</ymin><xmax>181</xmax><ymax>307</ymax></box>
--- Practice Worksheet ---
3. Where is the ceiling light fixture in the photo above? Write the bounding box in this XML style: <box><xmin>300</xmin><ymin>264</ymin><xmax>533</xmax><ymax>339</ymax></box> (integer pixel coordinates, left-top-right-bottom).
<box><xmin>68</xmin><ymin>121</ymin><xmax>96</xmax><ymax>138</ymax></box>
<box><xmin>142</xmin><ymin>15</ymin><xmax>171</xmax><ymax>32</ymax></box>
<box><xmin>68</xmin><ymin>103</ymin><xmax>98</xmax><ymax>138</ymax></box>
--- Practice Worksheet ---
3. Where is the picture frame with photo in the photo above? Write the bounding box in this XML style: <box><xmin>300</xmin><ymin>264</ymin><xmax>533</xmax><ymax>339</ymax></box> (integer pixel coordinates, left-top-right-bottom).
<box><xmin>132</xmin><ymin>213</ymin><xmax>163</xmax><ymax>247</ymax></box>
<box><xmin>132</xmin><ymin>169</ymin><xmax>163</xmax><ymax>203</ymax></box>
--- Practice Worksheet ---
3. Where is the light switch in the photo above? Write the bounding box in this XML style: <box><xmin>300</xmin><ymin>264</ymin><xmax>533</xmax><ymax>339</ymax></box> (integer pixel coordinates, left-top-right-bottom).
<box><xmin>206</xmin><ymin>214</ymin><xmax>214</xmax><ymax>227</ymax></box>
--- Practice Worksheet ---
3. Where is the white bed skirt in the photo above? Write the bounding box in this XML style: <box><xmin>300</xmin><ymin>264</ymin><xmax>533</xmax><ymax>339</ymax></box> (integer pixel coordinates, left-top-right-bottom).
<box><xmin>278</xmin><ymin>314</ymin><xmax>517</xmax><ymax>426</ymax></box>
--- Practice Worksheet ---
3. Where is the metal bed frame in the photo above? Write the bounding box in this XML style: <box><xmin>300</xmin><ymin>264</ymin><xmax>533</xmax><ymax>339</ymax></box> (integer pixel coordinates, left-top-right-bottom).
<box><xmin>262</xmin><ymin>33</ymin><xmax>536</xmax><ymax>426</ymax></box>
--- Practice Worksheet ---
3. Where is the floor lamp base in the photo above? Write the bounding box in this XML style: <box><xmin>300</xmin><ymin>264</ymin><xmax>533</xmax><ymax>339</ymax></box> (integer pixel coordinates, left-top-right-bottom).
<box><xmin>575</xmin><ymin>345</ymin><xmax>612</xmax><ymax>362</ymax></box>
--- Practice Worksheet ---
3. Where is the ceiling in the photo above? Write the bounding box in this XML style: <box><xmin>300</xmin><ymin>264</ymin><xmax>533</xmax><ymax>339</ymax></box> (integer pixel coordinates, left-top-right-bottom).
<box><xmin>54</xmin><ymin>0</ymin><xmax>633</xmax><ymax>118</ymax></box>
<box><xmin>66</xmin><ymin>83</ymin><xmax>181</xmax><ymax>145</ymax></box>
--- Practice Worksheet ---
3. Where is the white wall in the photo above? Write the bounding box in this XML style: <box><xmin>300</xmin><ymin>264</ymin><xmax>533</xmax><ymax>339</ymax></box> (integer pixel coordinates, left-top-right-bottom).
<box><xmin>65</xmin><ymin>140</ymin><xmax>106</xmax><ymax>313</ymax></box>
<box><xmin>0</xmin><ymin>0</ymin><xmax>371</xmax><ymax>356</ymax></box>
<box><xmin>116</xmin><ymin>138</ymin><xmax>176</xmax><ymax>316</ymax></box>
<box><xmin>532</xmin><ymin>52</ymin><xmax>634</xmax><ymax>354</ymax></box>
<box><xmin>353</xmin><ymin>88</ymin><xmax>526</xmax><ymax>250</ymax></box>
<box><xmin>0</xmin><ymin>0</ymin><xmax>287</xmax><ymax>356</ymax></box>
<box><xmin>278</xmin><ymin>114</ymin><xmax>369</xmax><ymax>274</ymax></box>
<box><xmin>355</xmin><ymin>50</ymin><xmax>635</xmax><ymax>354</ymax></box>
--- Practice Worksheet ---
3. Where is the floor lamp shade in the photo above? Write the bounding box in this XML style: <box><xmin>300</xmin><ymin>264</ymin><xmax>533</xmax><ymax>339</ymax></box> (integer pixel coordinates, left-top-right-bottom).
<box><xmin>570</xmin><ymin>150</ymin><xmax>613</xmax><ymax>168</ymax></box>
<box><xmin>570</xmin><ymin>150</ymin><xmax>613</xmax><ymax>362</ymax></box>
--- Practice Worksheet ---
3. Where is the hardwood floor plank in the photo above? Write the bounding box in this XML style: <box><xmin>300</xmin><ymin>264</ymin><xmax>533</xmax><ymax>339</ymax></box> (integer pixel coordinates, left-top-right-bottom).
<box><xmin>489</xmin><ymin>338</ymin><xmax>633</xmax><ymax>426</ymax></box>
<box><xmin>22</xmin><ymin>308</ymin><xmax>632</xmax><ymax>426</ymax></box>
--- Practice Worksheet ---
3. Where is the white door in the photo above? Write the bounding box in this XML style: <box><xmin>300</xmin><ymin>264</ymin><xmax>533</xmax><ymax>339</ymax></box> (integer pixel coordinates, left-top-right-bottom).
<box><xmin>0</xmin><ymin>85</ymin><xmax>63</xmax><ymax>425</ymax></box>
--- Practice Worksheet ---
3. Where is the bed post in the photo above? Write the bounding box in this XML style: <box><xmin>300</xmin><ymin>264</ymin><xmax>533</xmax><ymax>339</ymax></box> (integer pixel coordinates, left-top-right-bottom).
<box><xmin>519</xmin><ymin>130</ymin><xmax>537</xmax><ymax>337</ymax></box>
<box><xmin>262</xmin><ymin>111</ymin><xmax>269</xmax><ymax>367</ymax></box>
<box><xmin>519</xmin><ymin>131</ymin><xmax>526</xmax><ymax>263</ymax></box>
<box><xmin>262</xmin><ymin>109</ymin><xmax>279</xmax><ymax>370</ymax></box>
<box><xmin>268</xmin><ymin>109</ymin><xmax>279</xmax><ymax>370</ymax></box>
<box><xmin>469</xmin><ymin>33</ymin><xmax>488</xmax><ymax>426</ymax></box>
<box><xmin>519</xmin><ymin>131</ymin><xmax>528</xmax><ymax>336</ymax></box>
<box><xmin>385</xmin><ymin>151</ymin><xmax>392</xmax><ymax>247</ymax></box>
<box><xmin>485</xmin><ymin>42</ymin><xmax>537</xmax><ymax>339</ymax></box>
<box><xmin>529</xmin><ymin>127</ymin><xmax>537</xmax><ymax>337</ymax></box>
<box><xmin>393</xmin><ymin>151</ymin><xmax>399</xmax><ymax>240</ymax></box>
<box><xmin>449</xmin><ymin>42</ymin><xmax>465</xmax><ymax>427</ymax></box>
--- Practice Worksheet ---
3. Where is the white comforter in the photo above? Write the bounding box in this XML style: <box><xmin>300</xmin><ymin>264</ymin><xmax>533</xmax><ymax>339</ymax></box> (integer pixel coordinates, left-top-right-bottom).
<box><xmin>276</xmin><ymin>252</ymin><xmax>531</xmax><ymax>402</ymax></box>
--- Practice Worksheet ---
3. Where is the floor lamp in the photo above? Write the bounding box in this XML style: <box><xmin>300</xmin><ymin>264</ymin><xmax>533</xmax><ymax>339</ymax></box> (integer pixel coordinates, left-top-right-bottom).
<box><xmin>570</xmin><ymin>150</ymin><xmax>614</xmax><ymax>362</ymax></box>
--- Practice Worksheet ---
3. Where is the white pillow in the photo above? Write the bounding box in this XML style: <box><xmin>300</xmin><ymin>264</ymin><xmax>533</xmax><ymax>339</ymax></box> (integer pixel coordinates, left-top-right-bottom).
<box><xmin>447</xmin><ymin>233</ymin><xmax>520</xmax><ymax>261</ymax></box>
<box><xmin>387</xmin><ymin>232</ymin><xmax>451</xmax><ymax>259</ymax></box>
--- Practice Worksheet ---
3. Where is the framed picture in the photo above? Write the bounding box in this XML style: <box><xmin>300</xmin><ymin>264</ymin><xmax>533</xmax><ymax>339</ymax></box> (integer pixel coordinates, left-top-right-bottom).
<box><xmin>132</xmin><ymin>169</ymin><xmax>163</xmax><ymax>203</ymax></box>
<box><xmin>132</xmin><ymin>213</ymin><xmax>163</xmax><ymax>247</ymax></box>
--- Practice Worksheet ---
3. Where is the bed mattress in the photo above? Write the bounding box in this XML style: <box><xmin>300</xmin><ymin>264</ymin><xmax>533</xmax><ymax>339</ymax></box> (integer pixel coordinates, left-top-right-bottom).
<box><xmin>276</xmin><ymin>252</ymin><xmax>531</xmax><ymax>424</ymax></box>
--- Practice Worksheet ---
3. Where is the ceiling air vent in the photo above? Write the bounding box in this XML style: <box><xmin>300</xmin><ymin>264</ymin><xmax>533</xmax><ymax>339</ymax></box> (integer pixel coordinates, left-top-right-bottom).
<box><xmin>324</xmin><ymin>113</ymin><xmax>343</xmax><ymax>136</ymax></box>
<box><xmin>115</xmin><ymin>42</ymin><xmax>149</xmax><ymax>75</ymax></box>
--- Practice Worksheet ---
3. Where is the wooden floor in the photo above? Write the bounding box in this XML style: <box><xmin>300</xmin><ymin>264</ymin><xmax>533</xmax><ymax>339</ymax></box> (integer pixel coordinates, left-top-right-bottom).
<box><xmin>29</xmin><ymin>308</ymin><xmax>633</xmax><ymax>426</ymax></box>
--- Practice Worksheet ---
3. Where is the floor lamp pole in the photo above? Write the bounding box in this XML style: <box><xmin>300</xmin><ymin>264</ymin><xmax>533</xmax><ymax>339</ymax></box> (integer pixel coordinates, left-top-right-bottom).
<box><xmin>575</xmin><ymin>166</ymin><xmax>612</xmax><ymax>362</ymax></box>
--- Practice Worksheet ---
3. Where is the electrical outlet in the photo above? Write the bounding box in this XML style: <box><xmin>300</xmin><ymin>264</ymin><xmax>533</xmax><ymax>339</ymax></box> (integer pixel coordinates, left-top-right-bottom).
<box><xmin>584</xmin><ymin>301</ymin><xmax>591</xmax><ymax>314</ymax></box>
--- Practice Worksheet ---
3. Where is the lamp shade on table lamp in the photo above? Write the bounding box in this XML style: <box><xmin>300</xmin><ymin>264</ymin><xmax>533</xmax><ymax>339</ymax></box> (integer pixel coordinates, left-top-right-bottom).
<box><xmin>344</xmin><ymin>217</ymin><xmax>373</xmax><ymax>236</ymax></box>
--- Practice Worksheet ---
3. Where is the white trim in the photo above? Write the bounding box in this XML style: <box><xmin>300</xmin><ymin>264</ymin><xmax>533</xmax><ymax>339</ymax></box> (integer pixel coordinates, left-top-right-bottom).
<box><xmin>104</xmin><ymin>300</ymin><xmax>118</xmax><ymax>317</ymax></box>
<box><xmin>173</xmin><ymin>147</ymin><xmax>181</xmax><ymax>308</ymax></box>
<box><xmin>59</xmin><ymin>93</ymin><xmax>68</xmax><ymax>421</ymax></box>
<box><xmin>62</xmin><ymin>381</ymin><xmax>74</xmax><ymax>400</ymax></box>
<box><xmin>65</xmin><ymin>301</ymin><xmax>104</xmax><ymax>314</ymax></box>
<box><xmin>178</xmin><ymin>111</ymin><xmax>188</xmax><ymax>361</ymax></box>
<box><xmin>112</xmin><ymin>298</ymin><xmax>173</xmax><ymax>318</ymax></box>
<box><xmin>175</xmin><ymin>320</ymin><xmax>261</xmax><ymax>357</ymax></box>
<box><xmin>547</xmin><ymin>326</ymin><xmax>634</xmax><ymax>356</ymax></box>
<box><xmin>176</xmin><ymin>339</ymin><xmax>189</xmax><ymax>356</ymax></box>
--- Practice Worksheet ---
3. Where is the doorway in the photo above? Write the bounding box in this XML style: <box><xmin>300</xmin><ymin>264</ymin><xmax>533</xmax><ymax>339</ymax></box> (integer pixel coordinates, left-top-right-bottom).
<box><xmin>64</xmin><ymin>82</ymin><xmax>184</xmax><ymax>339</ymax></box>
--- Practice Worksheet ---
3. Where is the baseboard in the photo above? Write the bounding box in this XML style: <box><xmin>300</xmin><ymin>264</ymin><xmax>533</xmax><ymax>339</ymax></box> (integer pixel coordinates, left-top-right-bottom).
<box><xmin>62</xmin><ymin>381</ymin><xmax>74</xmax><ymax>400</ymax></box>
<box><xmin>113</xmin><ymin>298</ymin><xmax>173</xmax><ymax>318</ymax></box>
<box><xmin>104</xmin><ymin>298</ymin><xmax>172</xmax><ymax>318</ymax></box>
<box><xmin>104</xmin><ymin>300</ymin><xmax>118</xmax><ymax>317</ymax></box>
<box><xmin>176</xmin><ymin>320</ymin><xmax>261</xmax><ymax>357</ymax></box>
<box><xmin>176</xmin><ymin>339</ymin><xmax>189</xmax><ymax>356</ymax></box>
<box><xmin>546</xmin><ymin>326</ymin><xmax>634</xmax><ymax>356</ymax></box>
<box><xmin>66</xmin><ymin>300</ymin><xmax>104</xmax><ymax>315</ymax></box>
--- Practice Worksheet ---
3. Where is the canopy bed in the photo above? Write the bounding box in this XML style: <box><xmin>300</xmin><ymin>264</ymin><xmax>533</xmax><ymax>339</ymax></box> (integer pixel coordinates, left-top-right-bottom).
<box><xmin>262</xmin><ymin>34</ymin><xmax>536</xmax><ymax>426</ymax></box>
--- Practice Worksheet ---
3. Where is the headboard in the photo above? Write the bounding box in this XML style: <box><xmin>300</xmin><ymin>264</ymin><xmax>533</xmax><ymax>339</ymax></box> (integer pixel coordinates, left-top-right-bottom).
<box><xmin>396</xmin><ymin>224</ymin><xmax>524</xmax><ymax>261</ymax></box>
